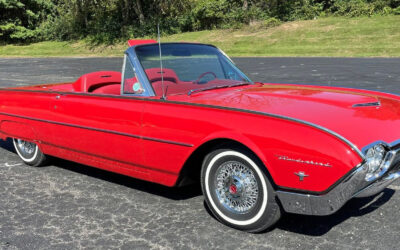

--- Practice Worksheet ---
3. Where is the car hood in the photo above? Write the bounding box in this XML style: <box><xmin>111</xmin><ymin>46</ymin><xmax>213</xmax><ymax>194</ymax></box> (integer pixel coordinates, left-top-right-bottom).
<box><xmin>171</xmin><ymin>84</ymin><xmax>400</xmax><ymax>152</ymax></box>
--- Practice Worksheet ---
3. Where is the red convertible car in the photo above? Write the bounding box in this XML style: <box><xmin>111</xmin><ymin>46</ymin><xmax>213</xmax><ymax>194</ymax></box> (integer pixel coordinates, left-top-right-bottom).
<box><xmin>1</xmin><ymin>40</ymin><xmax>399</xmax><ymax>232</ymax></box>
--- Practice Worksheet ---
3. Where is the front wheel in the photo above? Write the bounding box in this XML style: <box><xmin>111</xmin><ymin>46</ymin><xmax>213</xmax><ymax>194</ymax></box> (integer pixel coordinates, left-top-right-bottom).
<box><xmin>12</xmin><ymin>138</ymin><xmax>47</xmax><ymax>167</ymax></box>
<box><xmin>201</xmin><ymin>148</ymin><xmax>281</xmax><ymax>232</ymax></box>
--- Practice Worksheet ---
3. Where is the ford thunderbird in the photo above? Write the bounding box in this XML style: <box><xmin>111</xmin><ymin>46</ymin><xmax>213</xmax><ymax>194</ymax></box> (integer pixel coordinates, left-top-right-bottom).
<box><xmin>0</xmin><ymin>40</ymin><xmax>399</xmax><ymax>232</ymax></box>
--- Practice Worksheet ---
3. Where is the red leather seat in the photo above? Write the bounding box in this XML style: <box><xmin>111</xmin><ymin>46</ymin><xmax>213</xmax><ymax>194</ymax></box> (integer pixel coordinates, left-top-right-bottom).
<box><xmin>146</xmin><ymin>68</ymin><xmax>179</xmax><ymax>84</ymax></box>
<box><xmin>146</xmin><ymin>68</ymin><xmax>196</xmax><ymax>96</ymax></box>
<box><xmin>92</xmin><ymin>84</ymin><xmax>121</xmax><ymax>95</ymax></box>
<box><xmin>73</xmin><ymin>71</ymin><xmax>121</xmax><ymax>92</ymax></box>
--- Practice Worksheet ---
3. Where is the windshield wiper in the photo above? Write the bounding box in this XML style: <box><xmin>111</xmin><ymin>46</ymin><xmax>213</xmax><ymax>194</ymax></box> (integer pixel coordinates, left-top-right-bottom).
<box><xmin>188</xmin><ymin>82</ymin><xmax>251</xmax><ymax>96</ymax></box>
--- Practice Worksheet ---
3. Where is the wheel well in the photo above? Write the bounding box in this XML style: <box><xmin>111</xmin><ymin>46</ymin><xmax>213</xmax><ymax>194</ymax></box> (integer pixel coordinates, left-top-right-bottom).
<box><xmin>176</xmin><ymin>138</ymin><xmax>273</xmax><ymax>187</ymax></box>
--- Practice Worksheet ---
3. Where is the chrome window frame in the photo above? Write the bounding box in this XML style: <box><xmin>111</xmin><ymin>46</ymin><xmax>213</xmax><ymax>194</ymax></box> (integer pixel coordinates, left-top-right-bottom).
<box><xmin>122</xmin><ymin>50</ymin><xmax>155</xmax><ymax>97</ymax></box>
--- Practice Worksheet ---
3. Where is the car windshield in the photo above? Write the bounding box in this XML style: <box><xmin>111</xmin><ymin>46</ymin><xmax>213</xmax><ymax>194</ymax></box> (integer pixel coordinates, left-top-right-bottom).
<box><xmin>135</xmin><ymin>43</ymin><xmax>253</xmax><ymax>96</ymax></box>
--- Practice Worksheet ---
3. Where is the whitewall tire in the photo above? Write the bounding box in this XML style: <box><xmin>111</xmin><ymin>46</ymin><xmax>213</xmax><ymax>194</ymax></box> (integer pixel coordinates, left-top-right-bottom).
<box><xmin>12</xmin><ymin>138</ymin><xmax>47</xmax><ymax>167</ymax></box>
<box><xmin>201</xmin><ymin>148</ymin><xmax>281</xmax><ymax>232</ymax></box>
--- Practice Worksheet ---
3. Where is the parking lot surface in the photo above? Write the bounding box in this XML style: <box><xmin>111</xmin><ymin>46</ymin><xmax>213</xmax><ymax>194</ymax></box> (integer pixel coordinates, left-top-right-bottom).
<box><xmin>0</xmin><ymin>57</ymin><xmax>399</xmax><ymax>249</ymax></box>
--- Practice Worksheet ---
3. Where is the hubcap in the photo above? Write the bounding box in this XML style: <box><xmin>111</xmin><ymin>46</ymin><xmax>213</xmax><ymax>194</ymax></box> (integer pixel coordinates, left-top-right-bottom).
<box><xmin>229</xmin><ymin>184</ymin><xmax>237</xmax><ymax>194</ymax></box>
<box><xmin>16</xmin><ymin>139</ymin><xmax>36</xmax><ymax>155</ymax></box>
<box><xmin>214</xmin><ymin>161</ymin><xmax>259</xmax><ymax>214</ymax></box>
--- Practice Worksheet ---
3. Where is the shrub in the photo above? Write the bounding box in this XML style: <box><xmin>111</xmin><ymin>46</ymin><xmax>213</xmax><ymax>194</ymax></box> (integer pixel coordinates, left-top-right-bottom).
<box><xmin>0</xmin><ymin>0</ymin><xmax>55</xmax><ymax>42</ymax></box>
<box><xmin>3</xmin><ymin>0</ymin><xmax>400</xmax><ymax>44</ymax></box>
<box><xmin>331</xmin><ymin>0</ymin><xmax>377</xmax><ymax>17</ymax></box>
<box><xmin>290</xmin><ymin>0</ymin><xmax>325</xmax><ymax>20</ymax></box>
<box><xmin>262</xmin><ymin>17</ymin><xmax>282</xmax><ymax>29</ymax></box>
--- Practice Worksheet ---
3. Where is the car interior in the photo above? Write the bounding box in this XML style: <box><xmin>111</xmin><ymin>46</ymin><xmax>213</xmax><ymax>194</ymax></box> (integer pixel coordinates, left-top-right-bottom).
<box><xmin>70</xmin><ymin>68</ymin><xmax>229</xmax><ymax>97</ymax></box>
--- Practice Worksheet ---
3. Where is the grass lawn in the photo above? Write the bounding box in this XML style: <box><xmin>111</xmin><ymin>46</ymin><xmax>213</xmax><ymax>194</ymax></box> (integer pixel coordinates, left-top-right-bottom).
<box><xmin>1</xmin><ymin>15</ymin><xmax>400</xmax><ymax>57</ymax></box>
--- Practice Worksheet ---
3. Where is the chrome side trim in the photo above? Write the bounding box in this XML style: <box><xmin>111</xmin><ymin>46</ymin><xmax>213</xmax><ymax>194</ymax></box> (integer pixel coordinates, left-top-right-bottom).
<box><xmin>0</xmin><ymin>87</ymin><xmax>365</xmax><ymax>159</ymax></box>
<box><xmin>161</xmin><ymin>102</ymin><xmax>365</xmax><ymax>159</ymax></box>
<box><xmin>39</xmin><ymin>140</ymin><xmax>178</xmax><ymax>175</ymax></box>
<box><xmin>0</xmin><ymin>112</ymin><xmax>193</xmax><ymax>147</ymax></box>
<box><xmin>254</xmin><ymin>111</ymin><xmax>364</xmax><ymax>158</ymax></box>
<box><xmin>0</xmin><ymin>132</ymin><xmax>178</xmax><ymax>175</ymax></box>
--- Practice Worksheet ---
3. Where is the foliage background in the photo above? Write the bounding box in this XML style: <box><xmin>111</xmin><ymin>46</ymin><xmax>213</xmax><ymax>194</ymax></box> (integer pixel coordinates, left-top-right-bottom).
<box><xmin>1</xmin><ymin>0</ymin><xmax>400</xmax><ymax>44</ymax></box>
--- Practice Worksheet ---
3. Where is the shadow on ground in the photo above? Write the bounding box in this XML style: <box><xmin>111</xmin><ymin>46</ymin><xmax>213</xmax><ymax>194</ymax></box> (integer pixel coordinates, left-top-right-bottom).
<box><xmin>0</xmin><ymin>138</ymin><xmax>14</xmax><ymax>152</ymax></box>
<box><xmin>51</xmin><ymin>157</ymin><xmax>203</xmax><ymax>200</ymax></box>
<box><xmin>275</xmin><ymin>189</ymin><xmax>394</xmax><ymax>236</ymax></box>
<box><xmin>0</xmin><ymin>138</ymin><xmax>395</xmax><ymax>237</ymax></box>
<box><xmin>0</xmin><ymin>138</ymin><xmax>202</xmax><ymax>200</ymax></box>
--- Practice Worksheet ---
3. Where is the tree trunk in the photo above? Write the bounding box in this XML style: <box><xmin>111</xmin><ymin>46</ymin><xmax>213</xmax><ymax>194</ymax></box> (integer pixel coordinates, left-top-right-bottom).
<box><xmin>75</xmin><ymin>0</ymin><xmax>88</xmax><ymax>29</ymax></box>
<box><xmin>121</xmin><ymin>0</ymin><xmax>131</xmax><ymax>25</ymax></box>
<box><xmin>134</xmin><ymin>0</ymin><xmax>145</xmax><ymax>25</ymax></box>
<box><xmin>242</xmin><ymin>0</ymin><xmax>249</xmax><ymax>11</ymax></box>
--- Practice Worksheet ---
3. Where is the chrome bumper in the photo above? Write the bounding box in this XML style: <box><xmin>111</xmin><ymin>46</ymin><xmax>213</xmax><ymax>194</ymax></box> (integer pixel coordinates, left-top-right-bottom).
<box><xmin>276</xmin><ymin>148</ymin><xmax>400</xmax><ymax>216</ymax></box>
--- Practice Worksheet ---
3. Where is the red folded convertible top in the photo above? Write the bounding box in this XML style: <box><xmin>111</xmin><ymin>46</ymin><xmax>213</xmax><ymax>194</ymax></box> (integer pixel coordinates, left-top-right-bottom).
<box><xmin>127</xmin><ymin>39</ymin><xmax>157</xmax><ymax>47</ymax></box>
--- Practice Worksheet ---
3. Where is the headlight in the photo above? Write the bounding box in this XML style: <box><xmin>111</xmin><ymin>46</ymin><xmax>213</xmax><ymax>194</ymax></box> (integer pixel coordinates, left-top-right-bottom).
<box><xmin>365</xmin><ymin>144</ymin><xmax>386</xmax><ymax>179</ymax></box>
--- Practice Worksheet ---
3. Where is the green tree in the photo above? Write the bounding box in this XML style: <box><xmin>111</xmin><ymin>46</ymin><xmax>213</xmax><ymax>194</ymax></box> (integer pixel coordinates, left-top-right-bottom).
<box><xmin>0</xmin><ymin>0</ymin><xmax>54</xmax><ymax>42</ymax></box>
<box><xmin>2</xmin><ymin>0</ymin><xmax>400</xmax><ymax>44</ymax></box>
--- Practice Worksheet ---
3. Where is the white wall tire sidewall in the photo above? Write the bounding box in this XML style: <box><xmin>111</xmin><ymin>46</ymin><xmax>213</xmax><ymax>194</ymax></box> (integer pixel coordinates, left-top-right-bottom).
<box><xmin>13</xmin><ymin>139</ymin><xmax>39</xmax><ymax>163</ymax></box>
<box><xmin>204</xmin><ymin>150</ymin><xmax>268</xmax><ymax>226</ymax></box>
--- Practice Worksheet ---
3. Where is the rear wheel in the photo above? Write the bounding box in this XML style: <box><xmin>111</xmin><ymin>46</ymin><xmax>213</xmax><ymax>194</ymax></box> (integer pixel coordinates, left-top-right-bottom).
<box><xmin>12</xmin><ymin>138</ymin><xmax>46</xmax><ymax>167</ymax></box>
<box><xmin>201</xmin><ymin>148</ymin><xmax>281</xmax><ymax>233</ymax></box>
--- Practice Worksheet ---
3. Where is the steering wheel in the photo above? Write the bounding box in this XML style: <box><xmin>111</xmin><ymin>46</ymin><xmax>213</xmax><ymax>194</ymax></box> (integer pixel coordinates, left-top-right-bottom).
<box><xmin>194</xmin><ymin>71</ymin><xmax>217</xmax><ymax>84</ymax></box>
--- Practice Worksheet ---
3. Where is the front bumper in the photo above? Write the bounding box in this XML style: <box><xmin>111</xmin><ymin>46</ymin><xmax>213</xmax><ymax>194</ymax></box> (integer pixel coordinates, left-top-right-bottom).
<box><xmin>276</xmin><ymin>148</ymin><xmax>400</xmax><ymax>216</ymax></box>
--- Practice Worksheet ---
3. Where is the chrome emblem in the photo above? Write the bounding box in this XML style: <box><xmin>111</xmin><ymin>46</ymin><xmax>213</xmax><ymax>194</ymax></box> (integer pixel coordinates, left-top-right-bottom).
<box><xmin>276</xmin><ymin>155</ymin><xmax>332</xmax><ymax>167</ymax></box>
<box><xmin>294</xmin><ymin>171</ymin><xmax>309</xmax><ymax>181</ymax></box>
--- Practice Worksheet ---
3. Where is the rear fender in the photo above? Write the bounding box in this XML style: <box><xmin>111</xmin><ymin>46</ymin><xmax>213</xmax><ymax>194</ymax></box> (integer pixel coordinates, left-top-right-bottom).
<box><xmin>0</xmin><ymin>120</ymin><xmax>39</xmax><ymax>143</ymax></box>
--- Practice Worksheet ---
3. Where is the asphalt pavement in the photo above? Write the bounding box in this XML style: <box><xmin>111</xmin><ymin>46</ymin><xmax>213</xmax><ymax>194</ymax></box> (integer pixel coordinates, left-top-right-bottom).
<box><xmin>0</xmin><ymin>57</ymin><xmax>400</xmax><ymax>249</ymax></box>
<box><xmin>1</xmin><ymin>57</ymin><xmax>399</xmax><ymax>94</ymax></box>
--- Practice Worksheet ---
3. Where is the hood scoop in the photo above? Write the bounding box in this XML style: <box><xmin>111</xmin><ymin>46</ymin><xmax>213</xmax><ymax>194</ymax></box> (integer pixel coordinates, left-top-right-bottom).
<box><xmin>352</xmin><ymin>101</ymin><xmax>381</xmax><ymax>108</ymax></box>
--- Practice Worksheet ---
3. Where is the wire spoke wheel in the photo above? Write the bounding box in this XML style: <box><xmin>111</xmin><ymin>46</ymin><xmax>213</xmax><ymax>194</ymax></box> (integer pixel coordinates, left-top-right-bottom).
<box><xmin>215</xmin><ymin>161</ymin><xmax>259</xmax><ymax>214</ymax></box>
<box><xmin>201</xmin><ymin>148</ymin><xmax>281</xmax><ymax>233</ymax></box>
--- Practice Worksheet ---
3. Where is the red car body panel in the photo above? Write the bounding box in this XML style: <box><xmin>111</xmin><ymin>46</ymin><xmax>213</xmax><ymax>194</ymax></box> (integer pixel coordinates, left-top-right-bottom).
<box><xmin>171</xmin><ymin>83</ymin><xmax>400</xmax><ymax>151</ymax></box>
<box><xmin>2</xmin><ymin>80</ymin><xmax>391</xmax><ymax>192</ymax></box>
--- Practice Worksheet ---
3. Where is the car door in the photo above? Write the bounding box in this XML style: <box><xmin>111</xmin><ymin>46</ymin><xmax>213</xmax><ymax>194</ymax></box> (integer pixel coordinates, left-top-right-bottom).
<box><xmin>47</xmin><ymin>56</ymin><xmax>148</xmax><ymax>177</ymax></box>
<box><xmin>141</xmin><ymin>100</ymin><xmax>198</xmax><ymax>177</ymax></box>
<box><xmin>0</xmin><ymin>90</ymin><xmax>59</xmax><ymax>143</ymax></box>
